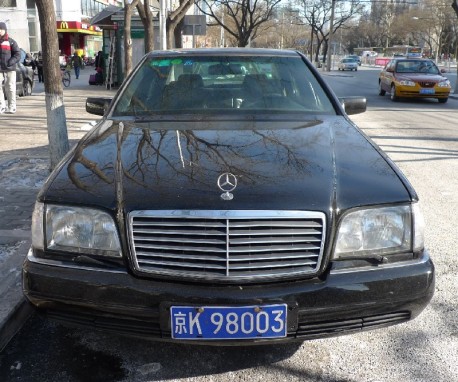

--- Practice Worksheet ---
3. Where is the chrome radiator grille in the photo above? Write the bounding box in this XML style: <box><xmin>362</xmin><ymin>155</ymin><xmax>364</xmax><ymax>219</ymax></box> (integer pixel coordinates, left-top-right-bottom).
<box><xmin>128</xmin><ymin>210</ymin><xmax>326</xmax><ymax>281</ymax></box>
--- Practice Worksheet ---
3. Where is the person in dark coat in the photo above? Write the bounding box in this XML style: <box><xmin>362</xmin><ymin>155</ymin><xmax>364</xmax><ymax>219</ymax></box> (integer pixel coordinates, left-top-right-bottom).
<box><xmin>70</xmin><ymin>52</ymin><xmax>83</xmax><ymax>79</ymax></box>
<box><xmin>35</xmin><ymin>51</ymin><xmax>44</xmax><ymax>83</ymax></box>
<box><xmin>0</xmin><ymin>21</ymin><xmax>21</xmax><ymax>114</ymax></box>
<box><xmin>94</xmin><ymin>51</ymin><xmax>104</xmax><ymax>84</ymax></box>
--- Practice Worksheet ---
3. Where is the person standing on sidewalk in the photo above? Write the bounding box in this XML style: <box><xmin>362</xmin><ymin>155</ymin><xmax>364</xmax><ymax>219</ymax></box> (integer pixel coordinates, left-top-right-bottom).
<box><xmin>70</xmin><ymin>52</ymin><xmax>82</xmax><ymax>79</ymax></box>
<box><xmin>0</xmin><ymin>22</ymin><xmax>21</xmax><ymax>114</ymax></box>
<box><xmin>35</xmin><ymin>51</ymin><xmax>44</xmax><ymax>83</ymax></box>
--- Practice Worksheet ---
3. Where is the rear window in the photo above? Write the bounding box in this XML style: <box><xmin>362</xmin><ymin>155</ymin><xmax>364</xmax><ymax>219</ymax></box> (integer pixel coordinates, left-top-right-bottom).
<box><xmin>112</xmin><ymin>55</ymin><xmax>335</xmax><ymax>117</ymax></box>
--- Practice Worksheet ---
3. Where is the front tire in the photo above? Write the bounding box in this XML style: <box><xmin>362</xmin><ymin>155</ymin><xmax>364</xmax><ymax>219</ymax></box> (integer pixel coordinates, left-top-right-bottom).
<box><xmin>438</xmin><ymin>98</ymin><xmax>448</xmax><ymax>103</ymax></box>
<box><xmin>62</xmin><ymin>71</ymin><xmax>71</xmax><ymax>87</ymax></box>
<box><xmin>23</xmin><ymin>80</ymin><xmax>33</xmax><ymax>96</ymax></box>
<box><xmin>390</xmin><ymin>84</ymin><xmax>398</xmax><ymax>101</ymax></box>
<box><xmin>378</xmin><ymin>81</ymin><xmax>386</xmax><ymax>96</ymax></box>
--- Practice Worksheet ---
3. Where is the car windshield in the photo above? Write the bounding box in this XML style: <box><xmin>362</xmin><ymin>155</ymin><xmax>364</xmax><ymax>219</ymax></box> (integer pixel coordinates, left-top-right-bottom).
<box><xmin>342</xmin><ymin>59</ymin><xmax>355</xmax><ymax>63</ymax></box>
<box><xmin>395</xmin><ymin>60</ymin><xmax>440</xmax><ymax>74</ymax></box>
<box><xmin>112</xmin><ymin>53</ymin><xmax>335</xmax><ymax>117</ymax></box>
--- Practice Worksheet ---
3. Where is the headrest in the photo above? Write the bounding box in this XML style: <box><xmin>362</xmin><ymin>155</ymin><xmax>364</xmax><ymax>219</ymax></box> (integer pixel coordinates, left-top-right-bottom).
<box><xmin>177</xmin><ymin>74</ymin><xmax>204</xmax><ymax>88</ymax></box>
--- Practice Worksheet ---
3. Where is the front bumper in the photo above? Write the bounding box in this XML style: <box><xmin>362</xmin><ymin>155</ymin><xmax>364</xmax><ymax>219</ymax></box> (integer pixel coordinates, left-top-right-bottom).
<box><xmin>22</xmin><ymin>249</ymin><xmax>435</xmax><ymax>345</ymax></box>
<box><xmin>397</xmin><ymin>85</ymin><xmax>450</xmax><ymax>98</ymax></box>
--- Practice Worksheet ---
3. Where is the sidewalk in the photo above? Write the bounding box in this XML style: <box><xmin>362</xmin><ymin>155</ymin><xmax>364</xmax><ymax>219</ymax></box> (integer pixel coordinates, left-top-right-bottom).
<box><xmin>0</xmin><ymin>68</ymin><xmax>117</xmax><ymax>351</ymax></box>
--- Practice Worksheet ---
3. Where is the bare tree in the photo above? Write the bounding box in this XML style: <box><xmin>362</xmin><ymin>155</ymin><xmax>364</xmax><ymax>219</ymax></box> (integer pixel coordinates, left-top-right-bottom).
<box><xmin>35</xmin><ymin>0</ymin><xmax>69</xmax><ymax>170</ymax></box>
<box><xmin>167</xmin><ymin>0</ymin><xmax>195</xmax><ymax>48</ymax></box>
<box><xmin>298</xmin><ymin>0</ymin><xmax>364</xmax><ymax>64</ymax></box>
<box><xmin>196</xmin><ymin>0</ymin><xmax>282</xmax><ymax>47</ymax></box>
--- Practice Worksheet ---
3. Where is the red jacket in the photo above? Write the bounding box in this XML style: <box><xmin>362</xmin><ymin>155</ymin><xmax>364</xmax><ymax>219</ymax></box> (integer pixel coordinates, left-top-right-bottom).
<box><xmin>0</xmin><ymin>33</ymin><xmax>21</xmax><ymax>72</ymax></box>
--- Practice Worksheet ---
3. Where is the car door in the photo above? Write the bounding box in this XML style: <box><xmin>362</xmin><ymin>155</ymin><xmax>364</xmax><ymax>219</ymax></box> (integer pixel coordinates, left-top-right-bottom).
<box><xmin>380</xmin><ymin>61</ymin><xmax>394</xmax><ymax>91</ymax></box>
<box><xmin>16</xmin><ymin>64</ymin><xmax>25</xmax><ymax>95</ymax></box>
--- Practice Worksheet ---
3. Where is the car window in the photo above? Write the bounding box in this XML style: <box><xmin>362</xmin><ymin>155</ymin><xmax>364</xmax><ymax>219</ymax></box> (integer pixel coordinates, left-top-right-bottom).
<box><xmin>395</xmin><ymin>60</ymin><xmax>440</xmax><ymax>74</ymax></box>
<box><xmin>112</xmin><ymin>55</ymin><xmax>335</xmax><ymax>117</ymax></box>
<box><xmin>417</xmin><ymin>61</ymin><xmax>439</xmax><ymax>74</ymax></box>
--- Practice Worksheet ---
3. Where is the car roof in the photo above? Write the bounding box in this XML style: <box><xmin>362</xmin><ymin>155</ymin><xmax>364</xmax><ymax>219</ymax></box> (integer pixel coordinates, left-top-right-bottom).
<box><xmin>392</xmin><ymin>58</ymin><xmax>431</xmax><ymax>62</ymax></box>
<box><xmin>146</xmin><ymin>48</ymin><xmax>301</xmax><ymax>58</ymax></box>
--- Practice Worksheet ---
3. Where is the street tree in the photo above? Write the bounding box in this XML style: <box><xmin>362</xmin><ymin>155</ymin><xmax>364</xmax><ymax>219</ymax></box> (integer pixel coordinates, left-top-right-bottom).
<box><xmin>35</xmin><ymin>0</ymin><xmax>69</xmax><ymax>170</ymax></box>
<box><xmin>452</xmin><ymin>0</ymin><xmax>458</xmax><ymax>93</ymax></box>
<box><xmin>265</xmin><ymin>6</ymin><xmax>310</xmax><ymax>50</ymax></box>
<box><xmin>298</xmin><ymin>0</ymin><xmax>364</xmax><ymax>64</ymax></box>
<box><xmin>167</xmin><ymin>0</ymin><xmax>196</xmax><ymax>48</ymax></box>
<box><xmin>416</xmin><ymin>1</ymin><xmax>454</xmax><ymax>61</ymax></box>
<box><xmin>196</xmin><ymin>0</ymin><xmax>282</xmax><ymax>47</ymax></box>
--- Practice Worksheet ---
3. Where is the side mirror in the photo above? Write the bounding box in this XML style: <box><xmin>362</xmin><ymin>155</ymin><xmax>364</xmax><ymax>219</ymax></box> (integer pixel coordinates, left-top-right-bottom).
<box><xmin>440</xmin><ymin>68</ymin><xmax>447</xmax><ymax>73</ymax></box>
<box><xmin>386</xmin><ymin>67</ymin><xmax>394</xmax><ymax>73</ymax></box>
<box><xmin>86</xmin><ymin>97</ymin><xmax>112</xmax><ymax>116</ymax></box>
<box><xmin>339</xmin><ymin>97</ymin><xmax>367</xmax><ymax>115</ymax></box>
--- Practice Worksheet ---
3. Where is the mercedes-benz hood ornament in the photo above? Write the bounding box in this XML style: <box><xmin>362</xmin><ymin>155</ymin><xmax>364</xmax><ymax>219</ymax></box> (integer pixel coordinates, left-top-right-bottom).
<box><xmin>217</xmin><ymin>173</ymin><xmax>237</xmax><ymax>200</ymax></box>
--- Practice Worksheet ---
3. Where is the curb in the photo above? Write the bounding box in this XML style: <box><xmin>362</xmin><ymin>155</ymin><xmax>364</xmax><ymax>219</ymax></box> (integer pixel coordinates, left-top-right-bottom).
<box><xmin>0</xmin><ymin>241</ymin><xmax>34</xmax><ymax>351</ymax></box>
<box><xmin>0</xmin><ymin>71</ymin><xmax>117</xmax><ymax>351</ymax></box>
<box><xmin>0</xmin><ymin>297</ymin><xmax>34</xmax><ymax>351</ymax></box>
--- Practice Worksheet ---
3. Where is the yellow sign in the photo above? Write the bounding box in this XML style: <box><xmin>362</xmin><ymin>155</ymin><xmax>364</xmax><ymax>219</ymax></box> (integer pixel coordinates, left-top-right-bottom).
<box><xmin>60</xmin><ymin>21</ymin><xmax>69</xmax><ymax>29</ymax></box>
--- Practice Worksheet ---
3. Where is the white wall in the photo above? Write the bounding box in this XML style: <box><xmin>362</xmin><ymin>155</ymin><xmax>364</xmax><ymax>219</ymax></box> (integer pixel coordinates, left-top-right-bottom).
<box><xmin>0</xmin><ymin>0</ymin><xmax>30</xmax><ymax>52</ymax></box>
<box><xmin>54</xmin><ymin>0</ymin><xmax>83</xmax><ymax>21</ymax></box>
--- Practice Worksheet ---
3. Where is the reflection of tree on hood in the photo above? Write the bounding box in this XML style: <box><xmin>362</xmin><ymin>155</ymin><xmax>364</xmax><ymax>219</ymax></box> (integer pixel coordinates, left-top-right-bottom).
<box><xmin>119</xmin><ymin>126</ymin><xmax>316</xmax><ymax>190</ymax></box>
<box><xmin>66</xmin><ymin>121</ymin><xmax>318</xmax><ymax>193</ymax></box>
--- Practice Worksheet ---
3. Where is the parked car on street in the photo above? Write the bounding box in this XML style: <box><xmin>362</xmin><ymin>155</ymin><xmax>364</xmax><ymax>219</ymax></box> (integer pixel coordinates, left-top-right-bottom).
<box><xmin>378</xmin><ymin>58</ymin><xmax>451</xmax><ymax>103</ymax></box>
<box><xmin>23</xmin><ymin>48</ymin><xmax>434</xmax><ymax>346</ymax></box>
<box><xmin>2</xmin><ymin>61</ymin><xmax>34</xmax><ymax>98</ymax></box>
<box><xmin>345</xmin><ymin>54</ymin><xmax>361</xmax><ymax>65</ymax></box>
<box><xmin>337</xmin><ymin>58</ymin><xmax>358</xmax><ymax>71</ymax></box>
<box><xmin>16</xmin><ymin>61</ymin><xmax>35</xmax><ymax>96</ymax></box>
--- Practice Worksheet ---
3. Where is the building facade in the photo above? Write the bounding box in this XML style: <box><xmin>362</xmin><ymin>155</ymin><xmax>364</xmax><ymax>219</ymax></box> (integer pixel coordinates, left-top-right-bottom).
<box><xmin>0</xmin><ymin>0</ymin><xmax>121</xmax><ymax>56</ymax></box>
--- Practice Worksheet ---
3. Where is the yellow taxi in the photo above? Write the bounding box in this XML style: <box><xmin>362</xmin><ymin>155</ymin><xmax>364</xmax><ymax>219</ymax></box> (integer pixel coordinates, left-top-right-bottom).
<box><xmin>378</xmin><ymin>58</ymin><xmax>451</xmax><ymax>103</ymax></box>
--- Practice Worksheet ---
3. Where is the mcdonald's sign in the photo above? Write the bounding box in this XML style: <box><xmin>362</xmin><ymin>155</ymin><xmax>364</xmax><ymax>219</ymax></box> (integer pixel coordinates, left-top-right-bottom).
<box><xmin>57</xmin><ymin>21</ymin><xmax>102</xmax><ymax>35</ymax></box>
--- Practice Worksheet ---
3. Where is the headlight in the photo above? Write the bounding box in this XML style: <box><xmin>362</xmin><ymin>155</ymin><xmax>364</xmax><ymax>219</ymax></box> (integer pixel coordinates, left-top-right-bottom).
<box><xmin>32</xmin><ymin>202</ymin><xmax>121</xmax><ymax>257</ymax></box>
<box><xmin>399</xmin><ymin>80</ymin><xmax>415</xmax><ymax>86</ymax></box>
<box><xmin>333</xmin><ymin>204</ymin><xmax>424</xmax><ymax>260</ymax></box>
<box><xmin>438</xmin><ymin>79</ymin><xmax>451</xmax><ymax>88</ymax></box>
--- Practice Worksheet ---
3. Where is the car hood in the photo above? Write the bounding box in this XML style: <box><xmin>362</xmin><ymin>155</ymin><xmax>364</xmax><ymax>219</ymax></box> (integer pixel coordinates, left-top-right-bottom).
<box><xmin>41</xmin><ymin>117</ymin><xmax>413</xmax><ymax>213</ymax></box>
<box><xmin>395</xmin><ymin>73</ymin><xmax>447</xmax><ymax>82</ymax></box>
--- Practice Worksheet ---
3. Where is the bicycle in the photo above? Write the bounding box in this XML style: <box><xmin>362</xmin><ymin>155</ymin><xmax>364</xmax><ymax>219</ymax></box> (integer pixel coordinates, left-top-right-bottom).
<box><xmin>61</xmin><ymin>67</ymin><xmax>71</xmax><ymax>87</ymax></box>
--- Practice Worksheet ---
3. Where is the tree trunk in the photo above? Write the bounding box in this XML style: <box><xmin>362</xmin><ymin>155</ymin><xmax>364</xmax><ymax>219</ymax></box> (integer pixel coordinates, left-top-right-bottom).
<box><xmin>136</xmin><ymin>0</ymin><xmax>154</xmax><ymax>52</ymax></box>
<box><xmin>124</xmin><ymin>0</ymin><xmax>139</xmax><ymax>77</ymax></box>
<box><xmin>143</xmin><ymin>0</ymin><xmax>155</xmax><ymax>52</ymax></box>
<box><xmin>452</xmin><ymin>1</ymin><xmax>458</xmax><ymax>93</ymax></box>
<box><xmin>35</xmin><ymin>0</ymin><xmax>69</xmax><ymax>170</ymax></box>
<box><xmin>173</xmin><ymin>22</ymin><xmax>183</xmax><ymax>49</ymax></box>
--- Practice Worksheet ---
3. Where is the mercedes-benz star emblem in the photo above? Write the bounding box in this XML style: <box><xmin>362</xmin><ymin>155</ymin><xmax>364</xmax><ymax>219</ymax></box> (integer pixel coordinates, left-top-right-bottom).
<box><xmin>217</xmin><ymin>173</ymin><xmax>237</xmax><ymax>200</ymax></box>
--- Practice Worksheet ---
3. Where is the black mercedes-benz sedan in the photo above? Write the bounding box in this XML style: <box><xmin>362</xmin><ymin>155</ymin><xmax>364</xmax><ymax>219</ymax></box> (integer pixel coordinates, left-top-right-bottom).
<box><xmin>23</xmin><ymin>48</ymin><xmax>434</xmax><ymax>345</ymax></box>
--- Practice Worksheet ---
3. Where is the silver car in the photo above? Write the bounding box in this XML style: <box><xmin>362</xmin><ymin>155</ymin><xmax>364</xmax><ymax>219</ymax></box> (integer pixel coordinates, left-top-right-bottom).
<box><xmin>338</xmin><ymin>58</ymin><xmax>358</xmax><ymax>71</ymax></box>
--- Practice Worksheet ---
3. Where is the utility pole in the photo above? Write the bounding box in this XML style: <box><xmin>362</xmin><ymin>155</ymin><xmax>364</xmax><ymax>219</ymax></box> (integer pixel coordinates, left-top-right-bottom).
<box><xmin>326</xmin><ymin>0</ymin><xmax>335</xmax><ymax>72</ymax></box>
<box><xmin>160</xmin><ymin>0</ymin><xmax>167</xmax><ymax>49</ymax></box>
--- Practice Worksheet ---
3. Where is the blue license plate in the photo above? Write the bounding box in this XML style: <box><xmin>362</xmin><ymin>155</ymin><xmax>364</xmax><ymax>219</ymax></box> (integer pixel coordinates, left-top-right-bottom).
<box><xmin>170</xmin><ymin>304</ymin><xmax>287</xmax><ymax>340</ymax></box>
<box><xmin>420</xmin><ymin>89</ymin><xmax>435</xmax><ymax>94</ymax></box>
